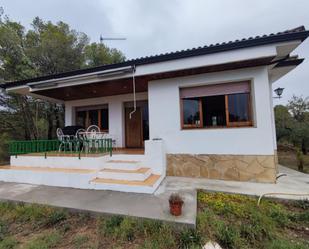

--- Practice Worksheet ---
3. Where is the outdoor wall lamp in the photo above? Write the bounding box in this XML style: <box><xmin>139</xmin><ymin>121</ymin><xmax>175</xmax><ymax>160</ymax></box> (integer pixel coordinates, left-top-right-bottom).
<box><xmin>274</xmin><ymin>87</ymin><xmax>284</xmax><ymax>99</ymax></box>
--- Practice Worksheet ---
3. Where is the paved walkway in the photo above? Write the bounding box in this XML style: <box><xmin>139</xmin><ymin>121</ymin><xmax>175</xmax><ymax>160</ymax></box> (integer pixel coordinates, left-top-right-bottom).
<box><xmin>0</xmin><ymin>181</ymin><xmax>197</xmax><ymax>228</ymax></box>
<box><xmin>0</xmin><ymin>165</ymin><xmax>307</xmax><ymax>228</ymax></box>
<box><xmin>156</xmin><ymin>166</ymin><xmax>309</xmax><ymax>200</ymax></box>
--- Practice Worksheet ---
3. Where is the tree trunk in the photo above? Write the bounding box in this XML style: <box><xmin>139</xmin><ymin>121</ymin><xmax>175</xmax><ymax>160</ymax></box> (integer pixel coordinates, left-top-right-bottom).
<box><xmin>301</xmin><ymin>139</ymin><xmax>307</xmax><ymax>155</ymax></box>
<box><xmin>47</xmin><ymin>105</ymin><xmax>54</xmax><ymax>140</ymax></box>
<box><xmin>18</xmin><ymin>96</ymin><xmax>37</xmax><ymax>140</ymax></box>
<box><xmin>296</xmin><ymin>149</ymin><xmax>304</xmax><ymax>172</ymax></box>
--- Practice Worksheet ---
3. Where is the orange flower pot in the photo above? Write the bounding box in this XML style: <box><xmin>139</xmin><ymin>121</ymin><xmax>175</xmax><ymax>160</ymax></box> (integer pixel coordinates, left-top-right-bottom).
<box><xmin>169</xmin><ymin>201</ymin><xmax>183</xmax><ymax>216</ymax></box>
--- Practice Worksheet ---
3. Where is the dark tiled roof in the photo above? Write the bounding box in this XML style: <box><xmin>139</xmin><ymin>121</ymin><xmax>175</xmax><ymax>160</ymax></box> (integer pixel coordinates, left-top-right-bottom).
<box><xmin>1</xmin><ymin>26</ymin><xmax>309</xmax><ymax>89</ymax></box>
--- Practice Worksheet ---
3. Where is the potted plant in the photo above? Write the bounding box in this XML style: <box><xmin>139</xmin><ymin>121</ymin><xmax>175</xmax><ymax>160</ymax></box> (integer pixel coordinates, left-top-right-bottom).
<box><xmin>169</xmin><ymin>193</ymin><xmax>184</xmax><ymax>216</ymax></box>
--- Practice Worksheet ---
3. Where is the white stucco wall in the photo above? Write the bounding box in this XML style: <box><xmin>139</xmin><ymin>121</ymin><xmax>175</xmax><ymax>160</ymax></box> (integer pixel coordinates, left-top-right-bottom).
<box><xmin>64</xmin><ymin>92</ymin><xmax>148</xmax><ymax>147</ymax></box>
<box><xmin>64</xmin><ymin>66</ymin><xmax>276</xmax><ymax>155</ymax></box>
<box><xmin>148</xmin><ymin>66</ymin><xmax>276</xmax><ymax>155</ymax></box>
<box><xmin>268</xmin><ymin>80</ymin><xmax>277</xmax><ymax>151</ymax></box>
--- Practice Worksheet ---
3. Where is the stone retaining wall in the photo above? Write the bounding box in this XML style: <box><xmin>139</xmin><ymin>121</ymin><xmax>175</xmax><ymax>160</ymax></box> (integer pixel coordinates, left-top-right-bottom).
<box><xmin>166</xmin><ymin>154</ymin><xmax>277</xmax><ymax>183</ymax></box>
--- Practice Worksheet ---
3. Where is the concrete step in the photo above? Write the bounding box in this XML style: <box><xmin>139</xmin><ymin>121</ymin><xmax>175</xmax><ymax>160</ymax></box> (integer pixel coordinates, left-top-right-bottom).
<box><xmin>90</xmin><ymin>174</ymin><xmax>162</xmax><ymax>194</ymax></box>
<box><xmin>98</xmin><ymin>167</ymin><xmax>151</xmax><ymax>181</ymax></box>
<box><xmin>103</xmin><ymin>160</ymin><xmax>142</xmax><ymax>170</ymax></box>
<box><xmin>109</xmin><ymin>154</ymin><xmax>146</xmax><ymax>161</ymax></box>
<box><xmin>0</xmin><ymin>166</ymin><xmax>97</xmax><ymax>189</ymax></box>
<box><xmin>0</xmin><ymin>165</ymin><xmax>96</xmax><ymax>174</ymax></box>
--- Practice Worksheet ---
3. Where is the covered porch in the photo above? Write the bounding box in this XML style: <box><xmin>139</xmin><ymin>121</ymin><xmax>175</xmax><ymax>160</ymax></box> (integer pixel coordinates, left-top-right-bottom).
<box><xmin>3</xmin><ymin>138</ymin><xmax>166</xmax><ymax>194</ymax></box>
<box><xmin>8</xmin><ymin>53</ymin><xmax>283</xmax><ymax>150</ymax></box>
<box><xmin>3</xmin><ymin>67</ymin><xmax>165</xmax><ymax>194</ymax></box>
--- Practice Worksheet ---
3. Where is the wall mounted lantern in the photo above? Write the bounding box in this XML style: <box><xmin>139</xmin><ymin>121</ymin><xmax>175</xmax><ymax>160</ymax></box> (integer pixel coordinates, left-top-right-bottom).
<box><xmin>274</xmin><ymin>87</ymin><xmax>284</xmax><ymax>99</ymax></box>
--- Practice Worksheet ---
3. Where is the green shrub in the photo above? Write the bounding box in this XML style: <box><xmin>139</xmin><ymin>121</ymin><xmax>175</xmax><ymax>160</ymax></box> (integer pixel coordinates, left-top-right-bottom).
<box><xmin>24</xmin><ymin>231</ymin><xmax>62</xmax><ymax>249</ymax></box>
<box><xmin>0</xmin><ymin>237</ymin><xmax>18</xmax><ymax>249</ymax></box>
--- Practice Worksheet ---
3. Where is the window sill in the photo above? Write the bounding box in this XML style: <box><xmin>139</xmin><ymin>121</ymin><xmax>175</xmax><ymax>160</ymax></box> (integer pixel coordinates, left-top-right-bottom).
<box><xmin>181</xmin><ymin>125</ymin><xmax>255</xmax><ymax>130</ymax></box>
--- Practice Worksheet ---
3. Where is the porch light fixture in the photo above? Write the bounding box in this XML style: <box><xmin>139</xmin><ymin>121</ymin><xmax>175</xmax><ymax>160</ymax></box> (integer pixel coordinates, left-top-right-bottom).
<box><xmin>274</xmin><ymin>87</ymin><xmax>284</xmax><ymax>99</ymax></box>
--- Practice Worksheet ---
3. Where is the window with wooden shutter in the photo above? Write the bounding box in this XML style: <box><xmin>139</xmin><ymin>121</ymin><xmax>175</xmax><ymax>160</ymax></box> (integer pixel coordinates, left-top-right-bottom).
<box><xmin>180</xmin><ymin>81</ymin><xmax>253</xmax><ymax>129</ymax></box>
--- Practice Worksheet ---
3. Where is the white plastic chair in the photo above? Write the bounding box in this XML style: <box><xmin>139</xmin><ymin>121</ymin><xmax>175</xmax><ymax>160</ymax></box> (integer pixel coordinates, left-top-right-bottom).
<box><xmin>86</xmin><ymin>125</ymin><xmax>101</xmax><ymax>152</ymax></box>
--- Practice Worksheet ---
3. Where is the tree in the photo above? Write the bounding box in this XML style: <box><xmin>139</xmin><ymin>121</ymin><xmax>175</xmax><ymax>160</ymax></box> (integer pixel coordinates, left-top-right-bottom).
<box><xmin>0</xmin><ymin>10</ymin><xmax>125</xmax><ymax>161</ymax></box>
<box><xmin>287</xmin><ymin>95</ymin><xmax>309</xmax><ymax>122</ymax></box>
<box><xmin>287</xmin><ymin>96</ymin><xmax>309</xmax><ymax>154</ymax></box>
<box><xmin>84</xmin><ymin>43</ymin><xmax>125</xmax><ymax>68</ymax></box>
<box><xmin>274</xmin><ymin>105</ymin><xmax>293</xmax><ymax>142</ymax></box>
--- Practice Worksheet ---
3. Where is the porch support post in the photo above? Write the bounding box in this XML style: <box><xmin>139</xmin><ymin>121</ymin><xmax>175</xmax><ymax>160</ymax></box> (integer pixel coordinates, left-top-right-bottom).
<box><xmin>109</xmin><ymin>99</ymin><xmax>124</xmax><ymax>148</ymax></box>
<box><xmin>64</xmin><ymin>103</ymin><xmax>75</xmax><ymax>126</ymax></box>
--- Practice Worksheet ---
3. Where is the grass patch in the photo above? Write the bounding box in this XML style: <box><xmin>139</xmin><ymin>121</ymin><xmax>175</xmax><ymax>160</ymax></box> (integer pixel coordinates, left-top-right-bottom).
<box><xmin>73</xmin><ymin>234</ymin><xmax>90</xmax><ymax>249</ymax></box>
<box><xmin>24</xmin><ymin>231</ymin><xmax>62</xmax><ymax>249</ymax></box>
<box><xmin>0</xmin><ymin>193</ymin><xmax>308</xmax><ymax>248</ymax></box>
<box><xmin>0</xmin><ymin>220</ymin><xmax>8</xmax><ymax>240</ymax></box>
<box><xmin>0</xmin><ymin>202</ymin><xmax>67</xmax><ymax>228</ymax></box>
<box><xmin>197</xmin><ymin>191</ymin><xmax>309</xmax><ymax>249</ymax></box>
<box><xmin>0</xmin><ymin>237</ymin><xmax>18</xmax><ymax>249</ymax></box>
<box><xmin>267</xmin><ymin>239</ymin><xmax>309</xmax><ymax>249</ymax></box>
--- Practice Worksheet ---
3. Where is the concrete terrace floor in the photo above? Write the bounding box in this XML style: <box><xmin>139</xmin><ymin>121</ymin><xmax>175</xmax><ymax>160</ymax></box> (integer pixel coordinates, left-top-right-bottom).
<box><xmin>156</xmin><ymin>165</ymin><xmax>309</xmax><ymax>200</ymax></box>
<box><xmin>0</xmin><ymin>165</ymin><xmax>307</xmax><ymax>228</ymax></box>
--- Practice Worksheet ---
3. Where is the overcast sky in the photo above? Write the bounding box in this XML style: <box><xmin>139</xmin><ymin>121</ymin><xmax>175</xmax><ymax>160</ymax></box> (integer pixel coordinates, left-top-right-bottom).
<box><xmin>0</xmin><ymin>0</ymin><xmax>308</xmax><ymax>105</ymax></box>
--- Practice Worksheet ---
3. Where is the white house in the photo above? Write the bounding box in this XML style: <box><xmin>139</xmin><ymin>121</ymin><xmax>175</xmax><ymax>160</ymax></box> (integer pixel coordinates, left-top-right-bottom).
<box><xmin>1</xmin><ymin>26</ymin><xmax>308</xmax><ymax>193</ymax></box>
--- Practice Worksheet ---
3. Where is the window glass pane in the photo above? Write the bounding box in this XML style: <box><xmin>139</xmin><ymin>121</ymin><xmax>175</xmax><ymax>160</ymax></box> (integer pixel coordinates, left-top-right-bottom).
<box><xmin>201</xmin><ymin>95</ymin><xmax>226</xmax><ymax>127</ymax></box>
<box><xmin>76</xmin><ymin>111</ymin><xmax>86</xmax><ymax>128</ymax></box>
<box><xmin>228</xmin><ymin>93</ymin><xmax>250</xmax><ymax>122</ymax></box>
<box><xmin>183</xmin><ymin>98</ymin><xmax>200</xmax><ymax>126</ymax></box>
<box><xmin>100</xmin><ymin>109</ymin><xmax>109</xmax><ymax>130</ymax></box>
<box><xmin>88</xmin><ymin>110</ymin><xmax>99</xmax><ymax>126</ymax></box>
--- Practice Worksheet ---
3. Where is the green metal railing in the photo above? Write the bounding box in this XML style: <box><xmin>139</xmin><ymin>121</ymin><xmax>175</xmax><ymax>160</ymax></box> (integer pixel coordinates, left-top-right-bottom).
<box><xmin>9</xmin><ymin>138</ymin><xmax>113</xmax><ymax>157</ymax></box>
<box><xmin>9</xmin><ymin>140</ymin><xmax>60</xmax><ymax>155</ymax></box>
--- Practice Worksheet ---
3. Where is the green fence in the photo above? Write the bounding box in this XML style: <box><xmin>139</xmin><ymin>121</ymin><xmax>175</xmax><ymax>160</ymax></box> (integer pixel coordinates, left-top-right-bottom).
<box><xmin>9</xmin><ymin>140</ymin><xmax>60</xmax><ymax>156</ymax></box>
<box><xmin>9</xmin><ymin>139</ymin><xmax>113</xmax><ymax>157</ymax></box>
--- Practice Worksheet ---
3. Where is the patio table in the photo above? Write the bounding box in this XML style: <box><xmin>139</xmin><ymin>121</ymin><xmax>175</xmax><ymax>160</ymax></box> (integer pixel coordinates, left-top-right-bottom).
<box><xmin>78</xmin><ymin>132</ymin><xmax>113</xmax><ymax>153</ymax></box>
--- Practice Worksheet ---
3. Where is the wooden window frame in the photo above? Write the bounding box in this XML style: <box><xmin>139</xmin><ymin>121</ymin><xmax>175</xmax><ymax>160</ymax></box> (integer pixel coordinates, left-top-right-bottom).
<box><xmin>180</xmin><ymin>98</ymin><xmax>203</xmax><ymax>129</ymax></box>
<box><xmin>180</xmin><ymin>83</ymin><xmax>253</xmax><ymax>130</ymax></box>
<box><xmin>76</xmin><ymin>108</ymin><xmax>109</xmax><ymax>132</ymax></box>
<box><xmin>226</xmin><ymin>93</ymin><xmax>252</xmax><ymax>127</ymax></box>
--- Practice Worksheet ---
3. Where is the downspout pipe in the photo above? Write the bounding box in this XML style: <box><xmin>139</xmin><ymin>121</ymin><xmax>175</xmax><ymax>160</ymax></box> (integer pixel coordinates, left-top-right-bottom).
<box><xmin>129</xmin><ymin>65</ymin><xmax>137</xmax><ymax>119</ymax></box>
